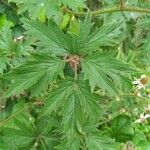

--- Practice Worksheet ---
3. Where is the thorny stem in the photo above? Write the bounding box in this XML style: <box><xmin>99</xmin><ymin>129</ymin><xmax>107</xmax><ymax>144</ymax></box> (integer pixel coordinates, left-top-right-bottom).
<box><xmin>66</xmin><ymin>6</ymin><xmax>150</xmax><ymax>16</ymax></box>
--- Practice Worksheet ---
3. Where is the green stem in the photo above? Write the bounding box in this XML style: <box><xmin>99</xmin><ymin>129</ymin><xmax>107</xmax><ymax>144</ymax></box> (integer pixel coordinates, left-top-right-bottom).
<box><xmin>120</xmin><ymin>0</ymin><xmax>124</xmax><ymax>9</ymax></box>
<box><xmin>40</xmin><ymin>138</ymin><xmax>47</xmax><ymax>150</ymax></box>
<box><xmin>74</xmin><ymin>67</ymin><xmax>78</xmax><ymax>81</ymax></box>
<box><xmin>68</xmin><ymin>6</ymin><xmax>150</xmax><ymax>16</ymax></box>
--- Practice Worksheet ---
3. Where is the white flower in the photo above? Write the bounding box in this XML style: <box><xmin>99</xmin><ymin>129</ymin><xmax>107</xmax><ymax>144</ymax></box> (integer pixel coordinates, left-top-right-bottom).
<box><xmin>132</xmin><ymin>74</ymin><xmax>148</xmax><ymax>90</ymax></box>
<box><xmin>135</xmin><ymin>113</ymin><xmax>150</xmax><ymax>124</ymax></box>
<box><xmin>40</xmin><ymin>2</ymin><xmax>44</xmax><ymax>7</ymax></box>
<box><xmin>14</xmin><ymin>35</ymin><xmax>25</xmax><ymax>42</ymax></box>
<box><xmin>136</xmin><ymin>92</ymin><xmax>141</xmax><ymax>97</ymax></box>
<box><xmin>29</xmin><ymin>117</ymin><xmax>32</xmax><ymax>121</ymax></box>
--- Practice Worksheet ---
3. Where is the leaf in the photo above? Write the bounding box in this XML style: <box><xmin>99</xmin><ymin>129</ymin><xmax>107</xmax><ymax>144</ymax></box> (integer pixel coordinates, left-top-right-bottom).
<box><xmin>2</xmin><ymin>115</ymin><xmax>35</xmax><ymax>150</ymax></box>
<box><xmin>85</xmin><ymin>133</ymin><xmax>119</xmax><ymax>150</ymax></box>
<box><xmin>81</xmin><ymin>52</ymin><xmax>134</xmax><ymax>94</ymax></box>
<box><xmin>79</xmin><ymin>20</ymin><xmax>121</xmax><ymax>54</ymax></box>
<box><xmin>35</xmin><ymin>115</ymin><xmax>61</xmax><ymax>149</ymax></box>
<box><xmin>0</xmin><ymin>56</ymin><xmax>8</xmax><ymax>74</ymax></box>
<box><xmin>41</xmin><ymin>79</ymin><xmax>101</xmax><ymax>132</ymax></box>
<box><xmin>78</xmin><ymin>15</ymin><xmax>93</xmax><ymax>44</ymax></box>
<box><xmin>61</xmin><ymin>0</ymin><xmax>86</xmax><ymax>11</ymax></box>
<box><xmin>8</xmin><ymin>0</ymin><xmax>86</xmax><ymax>20</ymax></box>
<box><xmin>0</xmin><ymin>25</ymin><xmax>13</xmax><ymax>51</ymax></box>
<box><xmin>111</xmin><ymin>115</ymin><xmax>134</xmax><ymax>142</ymax></box>
<box><xmin>22</xmin><ymin>19</ymin><xmax>69</xmax><ymax>55</ymax></box>
<box><xmin>4</xmin><ymin>53</ymin><xmax>65</xmax><ymax>97</ymax></box>
<box><xmin>8</xmin><ymin>0</ymin><xmax>60</xmax><ymax>19</ymax></box>
<box><xmin>136</xmin><ymin>141</ymin><xmax>150</xmax><ymax>150</ymax></box>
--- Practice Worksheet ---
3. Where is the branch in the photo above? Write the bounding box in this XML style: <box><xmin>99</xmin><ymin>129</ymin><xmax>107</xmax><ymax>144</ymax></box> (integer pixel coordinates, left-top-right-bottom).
<box><xmin>67</xmin><ymin>6</ymin><xmax>150</xmax><ymax>16</ymax></box>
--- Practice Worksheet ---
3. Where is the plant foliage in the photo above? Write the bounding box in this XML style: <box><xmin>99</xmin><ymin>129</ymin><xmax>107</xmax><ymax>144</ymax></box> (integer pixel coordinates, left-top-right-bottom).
<box><xmin>1</xmin><ymin>0</ymin><xmax>150</xmax><ymax>150</ymax></box>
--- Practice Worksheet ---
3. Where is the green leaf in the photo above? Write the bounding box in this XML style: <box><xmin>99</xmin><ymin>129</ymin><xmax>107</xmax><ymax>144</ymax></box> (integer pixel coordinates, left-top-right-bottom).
<box><xmin>111</xmin><ymin>115</ymin><xmax>134</xmax><ymax>142</ymax></box>
<box><xmin>85</xmin><ymin>133</ymin><xmax>119</xmax><ymax>150</ymax></box>
<box><xmin>0</xmin><ymin>56</ymin><xmax>8</xmax><ymax>74</ymax></box>
<box><xmin>8</xmin><ymin>0</ymin><xmax>86</xmax><ymax>19</ymax></box>
<box><xmin>8</xmin><ymin>0</ymin><xmax>60</xmax><ymax>20</ymax></box>
<box><xmin>22</xmin><ymin>19</ymin><xmax>69</xmax><ymax>55</ymax></box>
<box><xmin>2</xmin><ymin>115</ymin><xmax>35</xmax><ymax>150</ymax></box>
<box><xmin>136</xmin><ymin>141</ymin><xmax>150</xmax><ymax>150</ymax></box>
<box><xmin>81</xmin><ymin>52</ymin><xmax>134</xmax><ymax>94</ymax></box>
<box><xmin>42</xmin><ymin>79</ymin><xmax>101</xmax><ymax>132</ymax></box>
<box><xmin>78</xmin><ymin>16</ymin><xmax>93</xmax><ymax>44</ymax></box>
<box><xmin>4</xmin><ymin>53</ymin><xmax>65</xmax><ymax>97</ymax></box>
<box><xmin>61</xmin><ymin>0</ymin><xmax>86</xmax><ymax>11</ymax></box>
<box><xmin>79</xmin><ymin>20</ymin><xmax>121</xmax><ymax>54</ymax></box>
<box><xmin>0</xmin><ymin>25</ymin><xmax>13</xmax><ymax>51</ymax></box>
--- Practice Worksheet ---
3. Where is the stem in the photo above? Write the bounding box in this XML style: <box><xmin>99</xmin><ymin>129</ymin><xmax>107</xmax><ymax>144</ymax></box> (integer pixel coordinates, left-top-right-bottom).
<box><xmin>120</xmin><ymin>0</ymin><xmax>124</xmax><ymax>9</ymax></box>
<box><xmin>40</xmin><ymin>138</ymin><xmax>47</xmax><ymax>150</ymax></box>
<box><xmin>67</xmin><ymin>6</ymin><xmax>150</xmax><ymax>16</ymax></box>
<box><xmin>74</xmin><ymin>64</ymin><xmax>78</xmax><ymax>81</ymax></box>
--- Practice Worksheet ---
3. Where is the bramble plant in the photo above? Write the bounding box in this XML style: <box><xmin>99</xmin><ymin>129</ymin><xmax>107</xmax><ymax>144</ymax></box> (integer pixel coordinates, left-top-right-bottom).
<box><xmin>0</xmin><ymin>0</ymin><xmax>150</xmax><ymax>150</ymax></box>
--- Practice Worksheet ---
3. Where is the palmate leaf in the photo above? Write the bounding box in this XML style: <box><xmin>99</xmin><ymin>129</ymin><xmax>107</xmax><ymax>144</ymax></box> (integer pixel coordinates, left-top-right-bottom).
<box><xmin>22</xmin><ymin>16</ymin><xmax>121</xmax><ymax>55</ymax></box>
<box><xmin>41</xmin><ymin>79</ymin><xmax>101</xmax><ymax>132</ymax></box>
<box><xmin>22</xmin><ymin>19</ymin><xmax>69</xmax><ymax>55</ymax></box>
<box><xmin>4</xmin><ymin>53</ymin><xmax>65</xmax><ymax>97</ymax></box>
<box><xmin>81</xmin><ymin>53</ymin><xmax>135</xmax><ymax>94</ymax></box>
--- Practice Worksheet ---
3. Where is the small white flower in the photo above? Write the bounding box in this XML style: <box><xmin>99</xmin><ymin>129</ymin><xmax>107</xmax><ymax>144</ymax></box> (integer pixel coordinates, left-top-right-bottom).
<box><xmin>40</xmin><ymin>2</ymin><xmax>44</xmax><ymax>7</ymax></box>
<box><xmin>132</xmin><ymin>74</ymin><xmax>148</xmax><ymax>90</ymax></box>
<box><xmin>29</xmin><ymin>117</ymin><xmax>32</xmax><ymax>121</ymax></box>
<box><xmin>14</xmin><ymin>35</ymin><xmax>25</xmax><ymax>42</ymax></box>
<box><xmin>136</xmin><ymin>92</ymin><xmax>141</xmax><ymax>97</ymax></box>
<box><xmin>135</xmin><ymin>113</ymin><xmax>150</xmax><ymax>124</ymax></box>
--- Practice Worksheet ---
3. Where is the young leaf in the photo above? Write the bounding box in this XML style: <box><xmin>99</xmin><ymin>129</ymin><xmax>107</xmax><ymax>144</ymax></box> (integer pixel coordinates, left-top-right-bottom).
<box><xmin>81</xmin><ymin>53</ymin><xmax>134</xmax><ymax>94</ymax></box>
<box><xmin>4</xmin><ymin>53</ymin><xmax>65</xmax><ymax>97</ymax></box>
